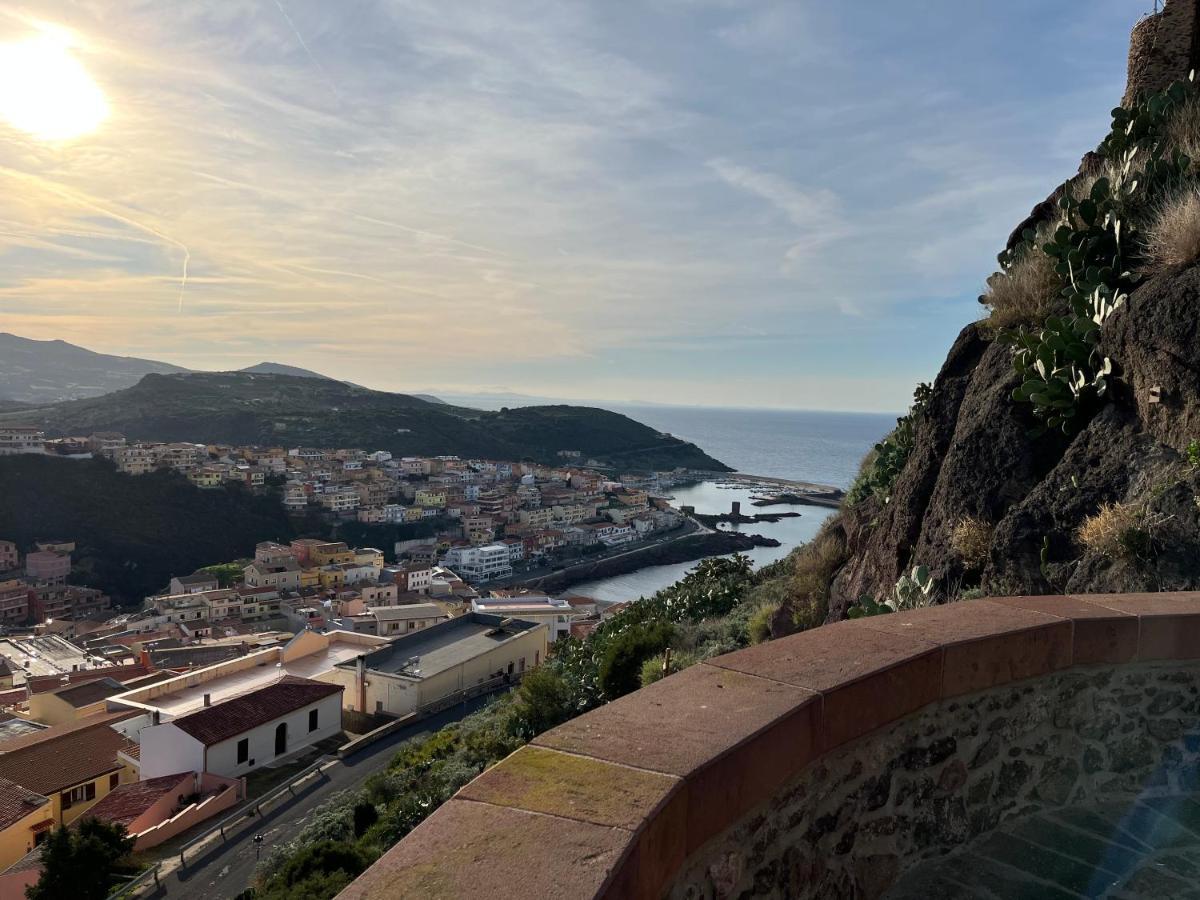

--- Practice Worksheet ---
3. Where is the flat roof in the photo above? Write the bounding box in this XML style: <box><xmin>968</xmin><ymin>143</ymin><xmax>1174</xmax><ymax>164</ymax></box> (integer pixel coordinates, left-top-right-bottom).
<box><xmin>123</xmin><ymin>637</ymin><xmax>370</xmax><ymax>718</ymax></box>
<box><xmin>353</xmin><ymin>614</ymin><xmax>543</xmax><ymax>680</ymax></box>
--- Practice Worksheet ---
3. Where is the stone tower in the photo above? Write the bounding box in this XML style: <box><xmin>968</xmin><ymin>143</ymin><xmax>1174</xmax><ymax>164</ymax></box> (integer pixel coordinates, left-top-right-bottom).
<box><xmin>1124</xmin><ymin>0</ymin><xmax>1200</xmax><ymax>105</ymax></box>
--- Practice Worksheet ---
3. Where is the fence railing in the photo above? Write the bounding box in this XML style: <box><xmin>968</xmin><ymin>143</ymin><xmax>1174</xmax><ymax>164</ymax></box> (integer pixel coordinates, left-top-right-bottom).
<box><xmin>106</xmin><ymin>863</ymin><xmax>161</xmax><ymax>900</ymax></box>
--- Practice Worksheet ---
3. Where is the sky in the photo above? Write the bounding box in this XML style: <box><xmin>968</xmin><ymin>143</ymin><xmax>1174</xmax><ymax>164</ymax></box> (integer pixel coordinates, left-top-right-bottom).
<box><xmin>0</xmin><ymin>1</ymin><xmax>1151</xmax><ymax>412</ymax></box>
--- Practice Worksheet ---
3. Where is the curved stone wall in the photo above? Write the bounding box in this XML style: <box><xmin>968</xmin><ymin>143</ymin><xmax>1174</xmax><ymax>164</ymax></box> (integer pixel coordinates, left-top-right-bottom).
<box><xmin>336</xmin><ymin>593</ymin><xmax>1200</xmax><ymax>900</ymax></box>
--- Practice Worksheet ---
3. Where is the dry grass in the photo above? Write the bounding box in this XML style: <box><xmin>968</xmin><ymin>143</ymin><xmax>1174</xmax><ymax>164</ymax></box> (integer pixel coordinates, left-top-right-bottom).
<box><xmin>1165</xmin><ymin>92</ymin><xmax>1200</xmax><ymax>163</ymax></box>
<box><xmin>1142</xmin><ymin>190</ymin><xmax>1200</xmax><ymax>269</ymax></box>
<box><xmin>982</xmin><ymin>241</ymin><xmax>1060</xmax><ymax>330</ymax></box>
<box><xmin>950</xmin><ymin>516</ymin><xmax>992</xmax><ymax>571</ymax></box>
<box><xmin>784</xmin><ymin>521</ymin><xmax>848</xmax><ymax>631</ymax></box>
<box><xmin>1077</xmin><ymin>501</ymin><xmax>1147</xmax><ymax>560</ymax></box>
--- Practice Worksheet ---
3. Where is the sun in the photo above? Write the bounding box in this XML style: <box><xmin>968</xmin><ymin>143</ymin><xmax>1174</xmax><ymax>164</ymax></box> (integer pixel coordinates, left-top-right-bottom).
<box><xmin>0</xmin><ymin>32</ymin><xmax>108</xmax><ymax>142</ymax></box>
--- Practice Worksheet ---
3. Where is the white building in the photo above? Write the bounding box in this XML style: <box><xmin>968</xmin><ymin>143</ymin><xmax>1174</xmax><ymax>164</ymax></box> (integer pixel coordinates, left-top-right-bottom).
<box><xmin>0</xmin><ymin>428</ymin><xmax>45</xmax><ymax>456</ymax></box>
<box><xmin>138</xmin><ymin>676</ymin><xmax>343</xmax><ymax>778</ymax></box>
<box><xmin>441</xmin><ymin>544</ymin><xmax>513</xmax><ymax>583</ymax></box>
<box><xmin>366</xmin><ymin>603</ymin><xmax>448</xmax><ymax>637</ymax></box>
<box><xmin>471</xmin><ymin>595</ymin><xmax>579</xmax><ymax>642</ymax></box>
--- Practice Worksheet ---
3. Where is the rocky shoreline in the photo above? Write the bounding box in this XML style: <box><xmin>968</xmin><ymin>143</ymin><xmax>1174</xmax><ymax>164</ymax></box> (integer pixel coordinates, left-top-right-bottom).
<box><xmin>510</xmin><ymin>530</ymin><xmax>779</xmax><ymax>595</ymax></box>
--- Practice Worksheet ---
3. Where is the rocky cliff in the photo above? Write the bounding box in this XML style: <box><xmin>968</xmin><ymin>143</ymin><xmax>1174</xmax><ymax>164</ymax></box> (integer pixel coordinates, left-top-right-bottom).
<box><xmin>777</xmin><ymin>1</ymin><xmax>1200</xmax><ymax>626</ymax></box>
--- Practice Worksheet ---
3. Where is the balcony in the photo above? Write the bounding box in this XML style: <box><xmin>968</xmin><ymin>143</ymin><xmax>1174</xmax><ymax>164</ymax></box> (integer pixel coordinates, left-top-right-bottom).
<box><xmin>336</xmin><ymin>593</ymin><xmax>1200</xmax><ymax>898</ymax></box>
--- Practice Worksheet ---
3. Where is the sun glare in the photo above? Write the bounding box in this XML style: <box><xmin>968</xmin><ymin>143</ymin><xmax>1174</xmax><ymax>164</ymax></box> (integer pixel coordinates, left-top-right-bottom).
<box><xmin>0</xmin><ymin>31</ymin><xmax>108</xmax><ymax>142</ymax></box>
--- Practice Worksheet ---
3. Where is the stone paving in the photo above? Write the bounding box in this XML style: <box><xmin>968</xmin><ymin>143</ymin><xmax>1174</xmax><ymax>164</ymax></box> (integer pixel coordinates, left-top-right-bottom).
<box><xmin>888</xmin><ymin>794</ymin><xmax>1200</xmax><ymax>899</ymax></box>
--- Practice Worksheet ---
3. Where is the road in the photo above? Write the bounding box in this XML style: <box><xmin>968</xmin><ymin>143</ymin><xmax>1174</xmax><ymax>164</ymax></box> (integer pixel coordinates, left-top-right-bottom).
<box><xmin>145</xmin><ymin>693</ymin><xmax>497</xmax><ymax>899</ymax></box>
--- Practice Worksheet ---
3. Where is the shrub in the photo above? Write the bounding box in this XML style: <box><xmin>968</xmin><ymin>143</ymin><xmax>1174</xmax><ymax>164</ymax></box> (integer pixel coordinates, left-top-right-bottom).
<box><xmin>846</xmin><ymin>384</ymin><xmax>932</xmax><ymax>506</ymax></box>
<box><xmin>1165</xmin><ymin>90</ymin><xmax>1200</xmax><ymax>162</ymax></box>
<box><xmin>507</xmin><ymin>667</ymin><xmax>575</xmax><ymax>739</ymax></box>
<box><xmin>1189</xmin><ymin>439</ymin><xmax>1200</xmax><ymax>468</ymax></box>
<box><xmin>1143</xmin><ymin>189</ymin><xmax>1200</xmax><ymax>269</ymax></box>
<box><xmin>256</xmin><ymin>841</ymin><xmax>373</xmax><ymax>900</ymax></box>
<box><xmin>352</xmin><ymin>801</ymin><xmax>378</xmax><ymax>838</ymax></box>
<box><xmin>950</xmin><ymin>517</ymin><xmax>993</xmax><ymax>571</ymax></box>
<box><xmin>786</xmin><ymin>523</ymin><xmax>848</xmax><ymax>631</ymax></box>
<box><xmin>746</xmin><ymin>601</ymin><xmax>777</xmax><ymax>644</ymax></box>
<box><xmin>598</xmin><ymin>621</ymin><xmax>674</xmax><ymax>700</ymax></box>
<box><xmin>1077</xmin><ymin>501</ymin><xmax>1166</xmax><ymax>560</ymax></box>
<box><xmin>982</xmin><ymin>237</ymin><xmax>1061</xmax><ymax>329</ymax></box>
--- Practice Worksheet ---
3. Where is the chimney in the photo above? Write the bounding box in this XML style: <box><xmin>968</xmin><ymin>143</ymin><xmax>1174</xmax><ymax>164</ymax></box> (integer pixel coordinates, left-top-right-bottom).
<box><xmin>203</xmin><ymin>693</ymin><xmax>211</xmax><ymax>707</ymax></box>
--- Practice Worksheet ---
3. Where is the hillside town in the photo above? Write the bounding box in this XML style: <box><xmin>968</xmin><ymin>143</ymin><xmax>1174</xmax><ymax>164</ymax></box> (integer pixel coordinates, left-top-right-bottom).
<box><xmin>0</xmin><ymin>432</ymin><xmax>718</xmax><ymax>890</ymax></box>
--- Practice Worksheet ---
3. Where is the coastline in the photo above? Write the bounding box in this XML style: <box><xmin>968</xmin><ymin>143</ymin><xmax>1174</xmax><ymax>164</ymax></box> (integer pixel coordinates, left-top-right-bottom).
<box><xmin>500</xmin><ymin>528</ymin><xmax>778</xmax><ymax>595</ymax></box>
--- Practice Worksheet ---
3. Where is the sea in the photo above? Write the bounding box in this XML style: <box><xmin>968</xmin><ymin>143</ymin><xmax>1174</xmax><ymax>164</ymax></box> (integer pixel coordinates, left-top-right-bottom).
<box><xmin>575</xmin><ymin>405</ymin><xmax>897</xmax><ymax>603</ymax></box>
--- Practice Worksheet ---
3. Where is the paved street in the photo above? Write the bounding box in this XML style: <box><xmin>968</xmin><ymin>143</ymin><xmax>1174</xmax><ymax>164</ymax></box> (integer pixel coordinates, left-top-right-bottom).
<box><xmin>144</xmin><ymin>693</ymin><xmax>497</xmax><ymax>899</ymax></box>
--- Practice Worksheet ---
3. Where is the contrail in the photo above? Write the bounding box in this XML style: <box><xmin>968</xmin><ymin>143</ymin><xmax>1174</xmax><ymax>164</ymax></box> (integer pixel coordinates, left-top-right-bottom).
<box><xmin>0</xmin><ymin>165</ymin><xmax>192</xmax><ymax>311</ymax></box>
<box><xmin>271</xmin><ymin>0</ymin><xmax>341</xmax><ymax>103</ymax></box>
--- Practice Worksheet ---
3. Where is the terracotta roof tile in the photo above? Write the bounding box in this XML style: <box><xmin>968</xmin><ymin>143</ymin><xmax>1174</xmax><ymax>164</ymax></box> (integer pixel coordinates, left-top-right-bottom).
<box><xmin>0</xmin><ymin>718</ymin><xmax>136</xmax><ymax>794</ymax></box>
<box><xmin>86</xmin><ymin>773</ymin><xmax>191</xmax><ymax>828</ymax></box>
<box><xmin>0</xmin><ymin>777</ymin><xmax>48</xmax><ymax>831</ymax></box>
<box><xmin>171</xmin><ymin>676</ymin><xmax>342</xmax><ymax>746</ymax></box>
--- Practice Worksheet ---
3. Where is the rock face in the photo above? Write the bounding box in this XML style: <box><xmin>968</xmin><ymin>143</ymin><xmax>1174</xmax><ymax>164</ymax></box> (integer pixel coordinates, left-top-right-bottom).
<box><xmin>823</xmin><ymin>1</ymin><xmax>1200</xmax><ymax>616</ymax></box>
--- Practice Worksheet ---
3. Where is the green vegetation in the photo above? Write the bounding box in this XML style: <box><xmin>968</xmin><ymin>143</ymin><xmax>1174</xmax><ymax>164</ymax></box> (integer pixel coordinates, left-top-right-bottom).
<box><xmin>998</xmin><ymin>78</ymin><xmax>1198</xmax><ymax>434</ymax></box>
<box><xmin>847</xmin><ymin>565</ymin><xmax>936</xmax><ymax>617</ymax></box>
<box><xmin>0</xmin><ymin>372</ymin><xmax>730</xmax><ymax>472</ymax></box>
<box><xmin>598</xmin><ymin>620</ymin><xmax>673</xmax><ymax>699</ymax></box>
<box><xmin>254</xmin><ymin>555</ymin><xmax>765</xmax><ymax>898</ymax></box>
<box><xmin>1187</xmin><ymin>439</ymin><xmax>1200</xmax><ymax>468</ymax></box>
<box><xmin>198</xmin><ymin>562</ymin><xmax>245</xmax><ymax>588</ymax></box>
<box><xmin>27</xmin><ymin>818</ymin><xmax>135</xmax><ymax>900</ymax></box>
<box><xmin>846</xmin><ymin>383</ymin><xmax>932</xmax><ymax>506</ymax></box>
<box><xmin>0</xmin><ymin>455</ymin><xmax>294</xmax><ymax>603</ymax></box>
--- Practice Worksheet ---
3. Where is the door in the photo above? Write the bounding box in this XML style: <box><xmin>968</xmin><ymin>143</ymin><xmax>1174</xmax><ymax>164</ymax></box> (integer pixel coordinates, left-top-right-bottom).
<box><xmin>274</xmin><ymin>722</ymin><xmax>287</xmax><ymax>756</ymax></box>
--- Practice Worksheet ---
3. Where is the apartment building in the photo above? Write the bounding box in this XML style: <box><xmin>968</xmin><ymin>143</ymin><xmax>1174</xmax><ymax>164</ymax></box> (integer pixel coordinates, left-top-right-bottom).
<box><xmin>0</xmin><ymin>428</ymin><xmax>45</xmax><ymax>456</ymax></box>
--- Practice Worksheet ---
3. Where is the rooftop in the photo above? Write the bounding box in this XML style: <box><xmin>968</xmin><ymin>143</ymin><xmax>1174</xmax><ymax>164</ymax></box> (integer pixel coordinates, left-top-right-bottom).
<box><xmin>350</xmin><ymin>613</ymin><xmax>543</xmax><ymax>680</ymax></box>
<box><xmin>48</xmin><ymin>676</ymin><xmax>126</xmax><ymax>708</ymax></box>
<box><xmin>85</xmin><ymin>772</ymin><xmax>190</xmax><ymax>828</ymax></box>
<box><xmin>0</xmin><ymin>777</ymin><xmax>48</xmax><ymax>831</ymax></box>
<box><xmin>172</xmin><ymin>676</ymin><xmax>342</xmax><ymax>745</ymax></box>
<box><xmin>0</xmin><ymin>716</ymin><xmax>137</xmax><ymax>794</ymax></box>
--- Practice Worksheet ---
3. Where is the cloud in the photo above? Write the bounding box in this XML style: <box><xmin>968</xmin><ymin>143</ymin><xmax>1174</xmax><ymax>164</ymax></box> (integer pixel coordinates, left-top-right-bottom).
<box><xmin>0</xmin><ymin>0</ymin><xmax>1146</xmax><ymax>411</ymax></box>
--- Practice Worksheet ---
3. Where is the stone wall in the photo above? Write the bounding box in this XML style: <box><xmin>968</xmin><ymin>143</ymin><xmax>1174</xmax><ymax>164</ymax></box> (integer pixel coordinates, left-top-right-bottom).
<box><xmin>669</xmin><ymin>661</ymin><xmax>1200</xmax><ymax>900</ymax></box>
<box><xmin>1123</xmin><ymin>0</ymin><xmax>1200</xmax><ymax>106</ymax></box>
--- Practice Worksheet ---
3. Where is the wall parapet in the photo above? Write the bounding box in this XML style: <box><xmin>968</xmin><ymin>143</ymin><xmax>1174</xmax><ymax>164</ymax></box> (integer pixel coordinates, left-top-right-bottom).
<box><xmin>335</xmin><ymin>592</ymin><xmax>1200</xmax><ymax>899</ymax></box>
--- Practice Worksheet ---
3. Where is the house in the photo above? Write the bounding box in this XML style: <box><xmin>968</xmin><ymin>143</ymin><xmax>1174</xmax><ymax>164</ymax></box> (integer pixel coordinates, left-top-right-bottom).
<box><xmin>366</xmin><ymin>604</ymin><xmax>447</xmax><ymax>637</ymax></box>
<box><xmin>0</xmin><ymin>581</ymin><xmax>28</xmax><ymax>625</ymax></box>
<box><xmin>27</xmin><ymin>677</ymin><xmax>127</xmax><ymax>726</ymax></box>
<box><xmin>441</xmin><ymin>544</ymin><xmax>513</xmax><ymax>583</ymax></box>
<box><xmin>169</xmin><ymin>572</ymin><xmax>220</xmax><ymax>595</ymax></box>
<box><xmin>0</xmin><ymin>543</ymin><xmax>17</xmax><ymax>573</ymax></box>
<box><xmin>0</xmin><ymin>715</ymin><xmax>138</xmax><ymax>826</ymax></box>
<box><xmin>24</xmin><ymin>551</ymin><xmax>70</xmax><ymax>585</ymax></box>
<box><xmin>85</xmin><ymin>770</ymin><xmax>244</xmax><ymax>851</ymax></box>
<box><xmin>0</xmin><ymin>429</ymin><xmax>45</xmax><ymax>456</ymax></box>
<box><xmin>0</xmin><ymin>778</ymin><xmax>51</xmax><ymax>870</ymax></box>
<box><xmin>471</xmin><ymin>594</ymin><xmax>579</xmax><ymax>642</ymax></box>
<box><xmin>329</xmin><ymin>614</ymin><xmax>548</xmax><ymax>717</ymax></box>
<box><xmin>138</xmin><ymin>676</ymin><xmax>343</xmax><ymax>778</ymax></box>
<box><xmin>243</xmin><ymin>558</ymin><xmax>302</xmax><ymax>590</ymax></box>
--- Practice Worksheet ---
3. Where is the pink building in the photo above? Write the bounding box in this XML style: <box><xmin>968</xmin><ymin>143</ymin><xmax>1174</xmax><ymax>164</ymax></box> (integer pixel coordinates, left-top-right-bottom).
<box><xmin>25</xmin><ymin>550</ymin><xmax>70</xmax><ymax>585</ymax></box>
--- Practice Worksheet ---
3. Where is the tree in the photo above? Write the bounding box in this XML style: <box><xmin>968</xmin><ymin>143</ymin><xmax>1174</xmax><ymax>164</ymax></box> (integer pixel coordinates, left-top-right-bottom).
<box><xmin>27</xmin><ymin>817</ymin><xmax>134</xmax><ymax>900</ymax></box>
<box><xmin>598</xmin><ymin>621</ymin><xmax>674</xmax><ymax>700</ymax></box>
<box><xmin>507</xmin><ymin>667</ymin><xmax>575</xmax><ymax>738</ymax></box>
<box><xmin>256</xmin><ymin>840</ymin><xmax>373</xmax><ymax>900</ymax></box>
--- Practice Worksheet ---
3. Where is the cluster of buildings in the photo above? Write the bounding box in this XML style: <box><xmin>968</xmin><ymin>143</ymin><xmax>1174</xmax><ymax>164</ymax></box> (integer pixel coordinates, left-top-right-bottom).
<box><xmin>0</xmin><ymin>540</ymin><xmax>111</xmax><ymax>629</ymax></box>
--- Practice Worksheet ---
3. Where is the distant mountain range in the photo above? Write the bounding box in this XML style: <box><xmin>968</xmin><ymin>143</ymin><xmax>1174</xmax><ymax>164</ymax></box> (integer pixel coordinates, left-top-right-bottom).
<box><xmin>0</xmin><ymin>370</ymin><xmax>729</xmax><ymax>471</ymax></box>
<box><xmin>0</xmin><ymin>332</ymin><xmax>419</xmax><ymax>403</ymax></box>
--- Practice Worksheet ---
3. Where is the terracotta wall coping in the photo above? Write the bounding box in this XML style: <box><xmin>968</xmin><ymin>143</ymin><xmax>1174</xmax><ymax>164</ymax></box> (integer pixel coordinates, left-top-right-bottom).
<box><xmin>335</xmin><ymin>592</ymin><xmax>1200</xmax><ymax>900</ymax></box>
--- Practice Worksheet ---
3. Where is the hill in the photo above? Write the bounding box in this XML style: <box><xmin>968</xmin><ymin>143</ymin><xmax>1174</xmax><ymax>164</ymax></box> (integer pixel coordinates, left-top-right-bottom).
<box><xmin>758</xmin><ymin>2</ymin><xmax>1200</xmax><ymax>633</ymax></box>
<box><xmin>0</xmin><ymin>372</ymin><xmax>729</xmax><ymax>471</ymax></box>
<box><xmin>237</xmin><ymin>362</ymin><xmax>335</xmax><ymax>379</ymax></box>
<box><xmin>0</xmin><ymin>455</ymin><xmax>296</xmax><ymax>602</ymax></box>
<box><xmin>0</xmin><ymin>333</ymin><xmax>189</xmax><ymax>403</ymax></box>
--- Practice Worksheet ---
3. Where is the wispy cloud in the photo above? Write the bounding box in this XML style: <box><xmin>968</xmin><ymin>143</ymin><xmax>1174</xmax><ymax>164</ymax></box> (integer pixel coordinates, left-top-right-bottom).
<box><xmin>0</xmin><ymin>0</ymin><xmax>1144</xmax><ymax>410</ymax></box>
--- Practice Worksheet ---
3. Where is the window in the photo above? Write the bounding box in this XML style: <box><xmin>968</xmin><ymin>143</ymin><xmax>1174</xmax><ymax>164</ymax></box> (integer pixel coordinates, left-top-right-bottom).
<box><xmin>237</xmin><ymin>738</ymin><xmax>249</xmax><ymax>763</ymax></box>
<box><xmin>308</xmin><ymin>708</ymin><xmax>319</xmax><ymax>732</ymax></box>
<box><xmin>109</xmin><ymin>773</ymin><xmax>119</xmax><ymax>790</ymax></box>
<box><xmin>61</xmin><ymin>781</ymin><xmax>96</xmax><ymax>810</ymax></box>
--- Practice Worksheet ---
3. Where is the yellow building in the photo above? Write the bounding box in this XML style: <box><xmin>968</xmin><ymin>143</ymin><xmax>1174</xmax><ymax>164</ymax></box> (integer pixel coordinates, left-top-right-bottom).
<box><xmin>300</xmin><ymin>567</ymin><xmax>321</xmax><ymax>589</ymax></box>
<box><xmin>187</xmin><ymin>467</ymin><xmax>224</xmax><ymax>489</ymax></box>
<box><xmin>0</xmin><ymin>778</ymin><xmax>52</xmax><ymax>870</ymax></box>
<box><xmin>330</xmin><ymin>613</ymin><xmax>548</xmax><ymax>717</ymax></box>
<box><xmin>318</xmin><ymin>566</ymin><xmax>347</xmax><ymax>589</ymax></box>
<box><xmin>414</xmin><ymin>489</ymin><xmax>447</xmax><ymax>509</ymax></box>
<box><xmin>0</xmin><ymin>715</ymin><xmax>138</xmax><ymax>829</ymax></box>
<box><xmin>26</xmin><ymin>677</ymin><xmax>128</xmax><ymax>727</ymax></box>
<box><xmin>311</xmin><ymin>542</ymin><xmax>355</xmax><ymax>566</ymax></box>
